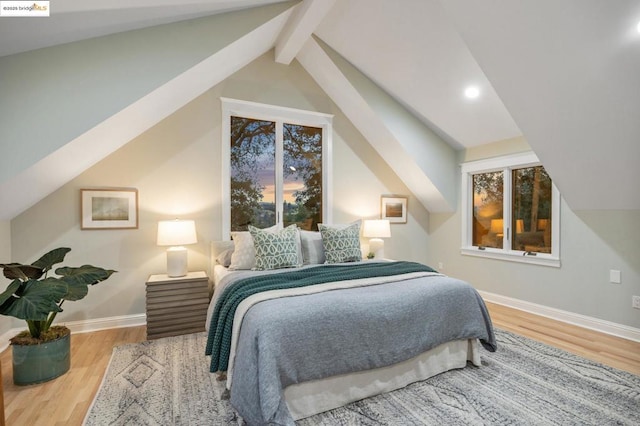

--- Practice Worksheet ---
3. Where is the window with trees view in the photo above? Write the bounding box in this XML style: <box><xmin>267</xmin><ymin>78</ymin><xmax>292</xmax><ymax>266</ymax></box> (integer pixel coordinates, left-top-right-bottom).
<box><xmin>461</xmin><ymin>152</ymin><xmax>560</xmax><ymax>267</ymax></box>
<box><xmin>221</xmin><ymin>99</ymin><xmax>333</xmax><ymax>237</ymax></box>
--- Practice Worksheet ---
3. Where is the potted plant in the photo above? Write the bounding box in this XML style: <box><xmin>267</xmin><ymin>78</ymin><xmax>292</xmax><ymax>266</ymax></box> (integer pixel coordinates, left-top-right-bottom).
<box><xmin>0</xmin><ymin>247</ymin><xmax>115</xmax><ymax>385</ymax></box>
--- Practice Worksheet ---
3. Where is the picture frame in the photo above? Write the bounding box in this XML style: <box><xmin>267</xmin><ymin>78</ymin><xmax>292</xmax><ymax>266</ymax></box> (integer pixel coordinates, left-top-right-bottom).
<box><xmin>81</xmin><ymin>188</ymin><xmax>139</xmax><ymax>230</ymax></box>
<box><xmin>380</xmin><ymin>195</ymin><xmax>408</xmax><ymax>224</ymax></box>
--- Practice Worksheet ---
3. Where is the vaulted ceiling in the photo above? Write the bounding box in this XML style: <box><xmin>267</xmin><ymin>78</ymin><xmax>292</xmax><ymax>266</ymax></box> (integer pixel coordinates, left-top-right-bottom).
<box><xmin>1</xmin><ymin>0</ymin><xmax>638</xmax><ymax>220</ymax></box>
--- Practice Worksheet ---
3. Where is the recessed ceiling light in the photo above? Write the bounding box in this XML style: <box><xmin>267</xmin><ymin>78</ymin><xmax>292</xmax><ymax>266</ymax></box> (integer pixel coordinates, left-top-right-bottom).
<box><xmin>637</xmin><ymin>21</ymin><xmax>640</xmax><ymax>33</ymax></box>
<box><xmin>464</xmin><ymin>86</ymin><xmax>480</xmax><ymax>99</ymax></box>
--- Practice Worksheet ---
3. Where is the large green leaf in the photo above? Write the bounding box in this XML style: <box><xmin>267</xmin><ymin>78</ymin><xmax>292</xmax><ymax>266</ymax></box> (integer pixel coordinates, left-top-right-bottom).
<box><xmin>0</xmin><ymin>280</ymin><xmax>22</xmax><ymax>313</ymax></box>
<box><xmin>56</xmin><ymin>265</ymin><xmax>116</xmax><ymax>283</ymax></box>
<box><xmin>59</xmin><ymin>278</ymin><xmax>89</xmax><ymax>301</ymax></box>
<box><xmin>56</xmin><ymin>265</ymin><xmax>116</xmax><ymax>301</ymax></box>
<box><xmin>0</xmin><ymin>263</ymin><xmax>44</xmax><ymax>281</ymax></box>
<box><xmin>0</xmin><ymin>278</ymin><xmax>66</xmax><ymax>321</ymax></box>
<box><xmin>31</xmin><ymin>247</ymin><xmax>71</xmax><ymax>273</ymax></box>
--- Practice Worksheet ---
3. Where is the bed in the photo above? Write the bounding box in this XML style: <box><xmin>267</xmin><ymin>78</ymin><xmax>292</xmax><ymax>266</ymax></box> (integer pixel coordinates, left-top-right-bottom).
<box><xmin>206</xmin><ymin>225</ymin><xmax>496</xmax><ymax>425</ymax></box>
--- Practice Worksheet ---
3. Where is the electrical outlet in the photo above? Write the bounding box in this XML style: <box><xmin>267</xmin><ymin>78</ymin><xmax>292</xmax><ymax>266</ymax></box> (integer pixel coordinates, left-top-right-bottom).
<box><xmin>609</xmin><ymin>269</ymin><xmax>621</xmax><ymax>284</ymax></box>
<box><xmin>438</xmin><ymin>262</ymin><xmax>444</xmax><ymax>270</ymax></box>
<box><xmin>633</xmin><ymin>296</ymin><xmax>640</xmax><ymax>310</ymax></box>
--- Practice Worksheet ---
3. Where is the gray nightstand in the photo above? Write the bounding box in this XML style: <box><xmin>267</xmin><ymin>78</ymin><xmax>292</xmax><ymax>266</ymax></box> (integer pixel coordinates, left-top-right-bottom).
<box><xmin>145</xmin><ymin>271</ymin><xmax>210</xmax><ymax>340</ymax></box>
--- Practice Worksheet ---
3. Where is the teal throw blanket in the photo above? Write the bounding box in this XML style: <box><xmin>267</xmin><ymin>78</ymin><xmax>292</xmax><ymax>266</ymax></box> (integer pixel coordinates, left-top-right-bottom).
<box><xmin>206</xmin><ymin>261</ymin><xmax>436</xmax><ymax>373</ymax></box>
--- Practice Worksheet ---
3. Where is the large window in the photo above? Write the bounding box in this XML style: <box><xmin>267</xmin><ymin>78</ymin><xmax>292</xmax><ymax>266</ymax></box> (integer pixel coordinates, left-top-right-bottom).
<box><xmin>461</xmin><ymin>152</ymin><xmax>560</xmax><ymax>267</ymax></box>
<box><xmin>222</xmin><ymin>98</ymin><xmax>333</xmax><ymax>237</ymax></box>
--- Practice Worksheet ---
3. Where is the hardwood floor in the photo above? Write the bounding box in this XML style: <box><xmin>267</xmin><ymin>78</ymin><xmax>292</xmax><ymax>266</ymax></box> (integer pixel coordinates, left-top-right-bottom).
<box><xmin>486</xmin><ymin>302</ymin><xmax>640</xmax><ymax>375</ymax></box>
<box><xmin>0</xmin><ymin>326</ymin><xmax>146</xmax><ymax>426</ymax></box>
<box><xmin>0</xmin><ymin>304</ymin><xmax>638</xmax><ymax>425</ymax></box>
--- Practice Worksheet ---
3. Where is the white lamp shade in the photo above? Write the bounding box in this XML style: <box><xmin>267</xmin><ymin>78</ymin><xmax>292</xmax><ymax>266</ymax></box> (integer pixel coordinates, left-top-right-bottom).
<box><xmin>157</xmin><ymin>220</ymin><xmax>197</xmax><ymax>246</ymax></box>
<box><xmin>363</xmin><ymin>219</ymin><xmax>390</xmax><ymax>260</ymax></box>
<box><xmin>362</xmin><ymin>219</ymin><xmax>391</xmax><ymax>238</ymax></box>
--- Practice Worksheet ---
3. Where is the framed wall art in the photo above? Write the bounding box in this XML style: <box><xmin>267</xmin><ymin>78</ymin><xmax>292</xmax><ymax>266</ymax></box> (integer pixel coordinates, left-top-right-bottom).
<box><xmin>81</xmin><ymin>188</ymin><xmax>139</xmax><ymax>230</ymax></box>
<box><xmin>380</xmin><ymin>195</ymin><xmax>408</xmax><ymax>224</ymax></box>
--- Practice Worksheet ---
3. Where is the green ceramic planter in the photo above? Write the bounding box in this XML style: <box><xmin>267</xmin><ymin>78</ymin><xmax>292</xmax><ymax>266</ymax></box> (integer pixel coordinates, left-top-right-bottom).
<box><xmin>12</xmin><ymin>332</ymin><xmax>70</xmax><ymax>385</ymax></box>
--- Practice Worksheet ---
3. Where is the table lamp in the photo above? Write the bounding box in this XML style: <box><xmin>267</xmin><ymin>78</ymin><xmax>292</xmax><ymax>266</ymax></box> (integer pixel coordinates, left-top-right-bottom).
<box><xmin>537</xmin><ymin>219</ymin><xmax>549</xmax><ymax>231</ymax></box>
<box><xmin>363</xmin><ymin>219</ymin><xmax>391</xmax><ymax>259</ymax></box>
<box><xmin>490</xmin><ymin>218</ymin><xmax>504</xmax><ymax>234</ymax></box>
<box><xmin>157</xmin><ymin>219</ymin><xmax>197</xmax><ymax>277</ymax></box>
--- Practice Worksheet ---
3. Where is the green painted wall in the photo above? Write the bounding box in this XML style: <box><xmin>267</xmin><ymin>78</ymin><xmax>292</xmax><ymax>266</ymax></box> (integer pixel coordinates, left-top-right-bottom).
<box><xmin>0</xmin><ymin>3</ymin><xmax>294</xmax><ymax>183</ymax></box>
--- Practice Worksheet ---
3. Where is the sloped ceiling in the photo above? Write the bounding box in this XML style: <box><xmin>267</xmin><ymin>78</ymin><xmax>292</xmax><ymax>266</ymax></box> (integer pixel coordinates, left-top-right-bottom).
<box><xmin>315</xmin><ymin>0</ymin><xmax>522</xmax><ymax>148</ymax></box>
<box><xmin>439</xmin><ymin>0</ymin><xmax>640</xmax><ymax>210</ymax></box>
<box><xmin>0</xmin><ymin>0</ymin><xmax>286</xmax><ymax>57</ymax></box>
<box><xmin>1</xmin><ymin>0</ymin><xmax>639</xmax><ymax>219</ymax></box>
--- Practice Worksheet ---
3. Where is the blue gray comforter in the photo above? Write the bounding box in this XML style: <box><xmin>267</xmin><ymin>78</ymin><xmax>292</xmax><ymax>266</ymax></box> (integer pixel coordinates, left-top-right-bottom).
<box><xmin>207</xmin><ymin>261</ymin><xmax>438</xmax><ymax>373</ymax></box>
<box><xmin>219</xmin><ymin>264</ymin><xmax>496</xmax><ymax>425</ymax></box>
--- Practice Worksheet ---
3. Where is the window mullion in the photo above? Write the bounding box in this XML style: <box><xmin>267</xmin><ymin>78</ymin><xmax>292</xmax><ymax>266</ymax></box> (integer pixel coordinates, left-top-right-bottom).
<box><xmin>461</xmin><ymin>171</ymin><xmax>472</xmax><ymax>249</ymax></box>
<box><xmin>221</xmin><ymin>110</ymin><xmax>231</xmax><ymax>239</ymax></box>
<box><xmin>322</xmin><ymin>125</ymin><xmax>333</xmax><ymax>226</ymax></box>
<box><xmin>275</xmin><ymin>120</ymin><xmax>284</xmax><ymax>227</ymax></box>
<box><xmin>503</xmin><ymin>167</ymin><xmax>512</xmax><ymax>252</ymax></box>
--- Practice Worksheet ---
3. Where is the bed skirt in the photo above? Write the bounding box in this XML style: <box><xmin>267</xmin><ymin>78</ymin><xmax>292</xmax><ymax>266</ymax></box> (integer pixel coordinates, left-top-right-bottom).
<box><xmin>285</xmin><ymin>338</ymin><xmax>481</xmax><ymax>420</ymax></box>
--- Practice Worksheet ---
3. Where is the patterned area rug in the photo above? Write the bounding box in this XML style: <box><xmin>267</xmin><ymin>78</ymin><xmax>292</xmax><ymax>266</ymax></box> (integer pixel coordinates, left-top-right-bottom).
<box><xmin>84</xmin><ymin>329</ymin><xmax>640</xmax><ymax>425</ymax></box>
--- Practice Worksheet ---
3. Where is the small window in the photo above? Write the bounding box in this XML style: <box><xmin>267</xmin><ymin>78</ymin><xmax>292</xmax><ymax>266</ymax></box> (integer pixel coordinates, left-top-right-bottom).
<box><xmin>461</xmin><ymin>152</ymin><xmax>560</xmax><ymax>267</ymax></box>
<box><xmin>511</xmin><ymin>166</ymin><xmax>553</xmax><ymax>254</ymax></box>
<box><xmin>472</xmin><ymin>170</ymin><xmax>503</xmax><ymax>249</ymax></box>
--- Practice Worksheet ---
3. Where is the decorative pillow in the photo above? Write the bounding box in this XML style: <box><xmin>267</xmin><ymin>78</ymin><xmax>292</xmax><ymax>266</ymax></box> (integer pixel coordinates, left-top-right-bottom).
<box><xmin>317</xmin><ymin>219</ymin><xmax>362</xmax><ymax>230</ymax></box>
<box><xmin>228</xmin><ymin>224</ymin><xmax>282</xmax><ymax>270</ymax></box>
<box><xmin>249</xmin><ymin>225</ymin><xmax>301</xmax><ymax>270</ymax></box>
<box><xmin>318</xmin><ymin>222</ymin><xmax>362</xmax><ymax>263</ymax></box>
<box><xmin>215</xmin><ymin>248</ymin><xmax>234</xmax><ymax>267</ymax></box>
<box><xmin>299</xmin><ymin>230</ymin><xmax>326</xmax><ymax>264</ymax></box>
<box><xmin>228</xmin><ymin>231</ymin><xmax>256</xmax><ymax>270</ymax></box>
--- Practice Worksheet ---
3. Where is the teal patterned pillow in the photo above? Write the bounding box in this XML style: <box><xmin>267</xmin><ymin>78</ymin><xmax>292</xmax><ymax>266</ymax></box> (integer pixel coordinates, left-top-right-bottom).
<box><xmin>318</xmin><ymin>222</ymin><xmax>362</xmax><ymax>263</ymax></box>
<box><xmin>249</xmin><ymin>225</ymin><xmax>301</xmax><ymax>270</ymax></box>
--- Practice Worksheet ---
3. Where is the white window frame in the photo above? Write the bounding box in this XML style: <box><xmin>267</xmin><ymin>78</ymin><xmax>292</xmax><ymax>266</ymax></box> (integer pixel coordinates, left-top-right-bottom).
<box><xmin>221</xmin><ymin>97</ymin><xmax>333</xmax><ymax>239</ymax></box>
<box><xmin>461</xmin><ymin>152</ymin><xmax>561</xmax><ymax>267</ymax></box>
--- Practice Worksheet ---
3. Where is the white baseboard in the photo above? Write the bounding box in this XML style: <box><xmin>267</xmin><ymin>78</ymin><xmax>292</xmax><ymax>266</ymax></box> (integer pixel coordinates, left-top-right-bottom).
<box><xmin>480</xmin><ymin>290</ymin><xmax>640</xmax><ymax>343</ymax></box>
<box><xmin>0</xmin><ymin>313</ymin><xmax>146</xmax><ymax>353</ymax></box>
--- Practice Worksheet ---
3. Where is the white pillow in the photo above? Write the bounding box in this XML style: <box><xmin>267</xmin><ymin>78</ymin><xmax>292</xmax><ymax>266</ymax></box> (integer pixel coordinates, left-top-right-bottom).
<box><xmin>299</xmin><ymin>230</ymin><xmax>325</xmax><ymax>264</ymax></box>
<box><xmin>215</xmin><ymin>248</ymin><xmax>234</xmax><ymax>267</ymax></box>
<box><xmin>228</xmin><ymin>231</ymin><xmax>256</xmax><ymax>270</ymax></box>
<box><xmin>228</xmin><ymin>224</ymin><xmax>303</xmax><ymax>270</ymax></box>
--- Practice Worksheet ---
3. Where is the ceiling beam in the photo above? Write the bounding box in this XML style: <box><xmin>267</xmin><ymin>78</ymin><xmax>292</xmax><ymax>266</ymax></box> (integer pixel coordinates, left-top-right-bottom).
<box><xmin>275</xmin><ymin>0</ymin><xmax>336</xmax><ymax>64</ymax></box>
<box><xmin>297</xmin><ymin>37</ymin><xmax>455</xmax><ymax>213</ymax></box>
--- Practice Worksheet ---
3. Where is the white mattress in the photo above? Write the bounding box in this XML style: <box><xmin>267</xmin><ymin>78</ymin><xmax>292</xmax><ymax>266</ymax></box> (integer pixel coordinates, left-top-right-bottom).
<box><xmin>212</xmin><ymin>264</ymin><xmax>232</xmax><ymax>290</ymax></box>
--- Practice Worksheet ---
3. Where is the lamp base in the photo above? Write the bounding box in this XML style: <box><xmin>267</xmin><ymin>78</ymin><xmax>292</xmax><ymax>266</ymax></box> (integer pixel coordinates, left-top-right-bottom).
<box><xmin>369</xmin><ymin>238</ymin><xmax>385</xmax><ymax>259</ymax></box>
<box><xmin>166</xmin><ymin>247</ymin><xmax>188</xmax><ymax>277</ymax></box>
